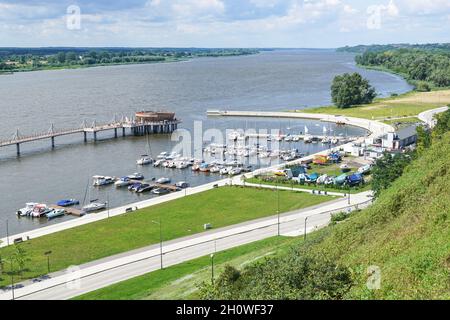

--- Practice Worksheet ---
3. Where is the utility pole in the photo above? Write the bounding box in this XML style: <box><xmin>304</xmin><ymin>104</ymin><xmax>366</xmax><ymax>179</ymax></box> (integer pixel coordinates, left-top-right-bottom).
<box><xmin>152</xmin><ymin>218</ymin><xmax>163</xmax><ymax>270</ymax></box>
<box><xmin>210</xmin><ymin>254</ymin><xmax>215</xmax><ymax>286</ymax></box>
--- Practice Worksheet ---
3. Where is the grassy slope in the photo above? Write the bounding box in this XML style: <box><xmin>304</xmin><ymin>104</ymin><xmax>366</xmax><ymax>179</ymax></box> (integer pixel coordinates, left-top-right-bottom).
<box><xmin>0</xmin><ymin>187</ymin><xmax>334</xmax><ymax>288</ymax></box>
<box><xmin>311</xmin><ymin>132</ymin><xmax>450</xmax><ymax>299</ymax></box>
<box><xmin>303</xmin><ymin>89</ymin><xmax>450</xmax><ymax>119</ymax></box>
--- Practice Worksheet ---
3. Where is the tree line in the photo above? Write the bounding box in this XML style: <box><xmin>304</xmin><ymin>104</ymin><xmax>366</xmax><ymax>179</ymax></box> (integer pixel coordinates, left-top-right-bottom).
<box><xmin>355</xmin><ymin>49</ymin><xmax>450</xmax><ymax>89</ymax></box>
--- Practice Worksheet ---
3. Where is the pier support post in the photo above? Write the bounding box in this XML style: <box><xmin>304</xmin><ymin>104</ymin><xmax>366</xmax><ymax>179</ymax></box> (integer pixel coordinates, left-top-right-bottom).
<box><xmin>93</xmin><ymin>131</ymin><xmax>97</xmax><ymax>142</ymax></box>
<box><xmin>16</xmin><ymin>143</ymin><xmax>20</xmax><ymax>156</ymax></box>
<box><xmin>122</xmin><ymin>128</ymin><xmax>126</xmax><ymax>137</ymax></box>
<box><xmin>83</xmin><ymin>132</ymin><xmax>87</xmax><ymax>142</ymax></box>
<box><xmin>51</xmin><ymin>137</ymin><xmax>55</xmax><ymax>149</ymax></box>
<box><xmin>114</xmin><ymin>128</ymin><xmax>118</xmax><ymax>138</ymax></box>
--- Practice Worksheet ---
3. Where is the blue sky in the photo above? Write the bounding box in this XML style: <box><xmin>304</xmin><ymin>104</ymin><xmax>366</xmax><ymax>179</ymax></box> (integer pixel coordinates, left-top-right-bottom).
<box><xmin>0</xmin><ymin>0</ymin><xmax>449</xmax><ymax>47</ymax></box>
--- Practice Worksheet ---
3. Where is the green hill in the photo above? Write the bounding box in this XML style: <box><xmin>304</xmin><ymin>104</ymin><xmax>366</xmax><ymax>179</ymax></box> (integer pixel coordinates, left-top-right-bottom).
<box><xmin>205</xmin><ymin>131</ymin><xmax>450</xmax><ymax>300</ymax></box>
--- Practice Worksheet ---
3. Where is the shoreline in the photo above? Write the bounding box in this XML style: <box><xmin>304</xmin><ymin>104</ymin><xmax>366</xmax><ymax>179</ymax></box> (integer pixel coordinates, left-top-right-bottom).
<box><xmin>0</xmin><ymin>52</ymin><xmax>259</xmax><ymax>75</ymax></box>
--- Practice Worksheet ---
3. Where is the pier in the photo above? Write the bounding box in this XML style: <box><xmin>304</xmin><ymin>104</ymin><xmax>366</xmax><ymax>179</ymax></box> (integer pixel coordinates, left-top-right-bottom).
<box><xmin>0</xmin><ymin>111</ymin><xmax>181</xmax><ymax>156</ymax></box>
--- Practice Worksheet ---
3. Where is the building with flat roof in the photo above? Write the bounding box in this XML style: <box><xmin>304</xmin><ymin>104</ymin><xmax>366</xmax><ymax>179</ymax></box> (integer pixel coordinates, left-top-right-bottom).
<box><xmin>381</xmin><ymin>125</ymin><xmax>418</xmax><ymax>151</ymax></box>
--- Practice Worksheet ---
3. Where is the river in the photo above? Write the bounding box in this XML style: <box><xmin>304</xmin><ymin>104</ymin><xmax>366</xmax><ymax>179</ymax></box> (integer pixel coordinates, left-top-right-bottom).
<box><xmin>0</xmin><ymin>49</ymin><xmax>412</xmax><ymax>236</ymax></box>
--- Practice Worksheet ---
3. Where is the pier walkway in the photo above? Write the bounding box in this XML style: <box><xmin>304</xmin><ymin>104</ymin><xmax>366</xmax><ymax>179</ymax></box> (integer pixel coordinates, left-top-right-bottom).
<box><xmin>0</xmin><ymin>118</ymin><xmax>181</xmax><ymax>155</ymax></box>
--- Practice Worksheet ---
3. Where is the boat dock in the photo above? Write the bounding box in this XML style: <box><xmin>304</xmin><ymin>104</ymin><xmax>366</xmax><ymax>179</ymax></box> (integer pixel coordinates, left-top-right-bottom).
<box><xmin>51</xmin><ymin>205</ymin><xmax>85</xmax><ymax>217</ymax></box>
<box><xmin>0</xmin><ymin>111</ymin><xmax>181</xmax><ymax>156</ymax></box>
<box><xmin>242</xmin><ymin>133</ymin><xmax>359</xmax><ymax>142</ymax></box>
<box><xmin>128</xmin><ymin>179</ymin><xmax>179</xmax><ymax>192</ymax></box>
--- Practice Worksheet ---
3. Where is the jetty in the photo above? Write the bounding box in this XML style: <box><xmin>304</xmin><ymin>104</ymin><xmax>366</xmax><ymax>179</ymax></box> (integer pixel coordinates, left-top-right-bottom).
<box><xmin>0</xmin><ymin>111</ymin><xmax>181</xmax><ymax>156</ymax></box>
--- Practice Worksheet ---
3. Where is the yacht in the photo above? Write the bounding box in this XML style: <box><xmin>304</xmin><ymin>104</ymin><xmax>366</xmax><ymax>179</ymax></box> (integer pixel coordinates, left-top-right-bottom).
<box><xmin>153</xmin><ymin>159</ymin><xmax>164</xmax><ymax>167</ymax></box>
<box><xmin>156</xmin><ymin>177</ymin><xmax>171</xmax><ymax>184</ymax></box>
<box><xmin>137</xmin><ymin>155</ymin><xmax>153</xmax><ymax>166</ymax></box>
<box><xmin>127</xmin><ymin>173</ymin><xmax>145</xmax><ymax>180</ymax></box>
<box><xmin>82</xmin><ymin>202</ymin><xmax>107</xmax><ymax>213</ymax></box>
<box><xmin>17</xmin><ymin>202</ymin><xmax>38</xmax><ymax>217</ymax></box>
<box><xmin>157</xmin><ymin>152</ymin><xmax>169</xmax><ymax>159</ymax></box>
<box><xmin>115</xmin><ymin>177</ymin><xmax>131</xmax><ymax>188</ymax></box>
<box><xmin>92</xmin><ymin>176</ymin><xmax>114</xmax><ymax>187</ymax></box>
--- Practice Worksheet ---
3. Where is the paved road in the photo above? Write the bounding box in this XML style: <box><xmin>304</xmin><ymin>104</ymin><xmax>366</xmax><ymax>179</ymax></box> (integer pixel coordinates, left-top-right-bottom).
<box><xmin>418</xmin><ymin>106</ymin><xmax>449</xmax><ymax>128</ymax></box>
<box><xmin>0</xmin><ymin>191</ymin><xmax>373</xmax><ymax>300</ymax></box>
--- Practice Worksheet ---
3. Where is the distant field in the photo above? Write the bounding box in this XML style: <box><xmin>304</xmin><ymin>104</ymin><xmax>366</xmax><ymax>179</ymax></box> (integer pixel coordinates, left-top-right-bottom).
<box><xmin>0</xmin><ymin>186</ymin><xmax>334</xmax><ymax>288</ymax></box>
<box><xmin>303</xmin><ymin>90</ymin><xmax>450</xmax><ymax>119</ymax></box>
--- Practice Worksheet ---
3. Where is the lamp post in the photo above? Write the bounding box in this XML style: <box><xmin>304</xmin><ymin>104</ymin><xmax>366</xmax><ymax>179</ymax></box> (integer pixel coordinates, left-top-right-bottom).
<box><xmin>152</xmin><ymin>218</ymin><xmax>163</xmax><ymax>270</ymax></box>
<box><xmin>107</xmin><ymin>193</ymin><xmax>110</xmax><ymax>219</ymax></box>
<box><xmin>6</xmin><ymin>219</ymin><xmax>9</xmax><ymax>246</ymax></box>
<box><xmin>277</xmin><ymin>180</ymin><xmax>280</xmax><ymax>236</ymax></box>
<box><xmin>44</xmin><ymin>251</ymin><xmax>52</xmax><ymax>274</ymax></box>
<box><xmin>210</xmin><ymin>254</ymin><xmax>215</xmax><ymax>286</ymax></box>
<box><xmin>304</xmin><ymin>217</ymin><xmax>308</xmax><ymax>242</ymax></box>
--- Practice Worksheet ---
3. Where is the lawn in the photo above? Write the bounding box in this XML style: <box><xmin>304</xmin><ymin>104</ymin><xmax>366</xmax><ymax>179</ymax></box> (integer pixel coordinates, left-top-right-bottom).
<box><xmin>0</xmin><ymin>186</ymin><xmax>334</xmax><ymax>288</ymax></box>
<box><xmin>74</xmin><ymin>236</ymin><xmax>299</xmax><ymax>300</ymax></box>
<box><xmin>302</xmin><ymin>90</ymin><xmax>450</xmax><ymax>120</ymax></box>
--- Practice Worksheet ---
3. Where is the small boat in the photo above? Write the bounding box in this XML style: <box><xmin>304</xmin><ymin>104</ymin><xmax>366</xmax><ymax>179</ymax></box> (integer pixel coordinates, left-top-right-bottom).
<box><xmin>47</xmin><ymin>209</ymin><xmax>66</xmax><ymax>220</ymax></box>
<box><xmin>152</xmin><ymin>188</ymin><xmax>170</xmax><ymax>195</ymax></box>
<box><xmin>292</xmin><ymin>136</ymin><xmax>301</xmax><ymax>142</ymax></box>
<box><xmin>199</xmin><ymin>164</ymin><xmax>210</xmax><ymax>173</ymax></box>
<box><xmin>331</xmin><ymin>138</ymin><xmax>339</xmax><ymax>144</ymax></box>
<box><xmin>229</xmin><ymin>167</ymin><xmax>243</xmax><ymax>176</ymax></box>
<box><xmin>56</xmin><ymin>199</ymin><xmax>80</xmax><ymax>207</ymax></box>
<box><xmin>220</xmin><ymin>167</ymin><xmax>231</xmax><ymax>175</ymax></box>
<box><xmin>127</xmin><ymin>173</ymin><xmax>145</xmax><ymax>180</ymax></box>
<box><xmin>82</xmin><ymin>202</ymin><xmax>107</xmax><ymax>213</ymax></box>
<box><xmin>153</xmin><ymin>159</ymin><xmax>164</xmax><ymax>167</ymax></box>
<box><xmin>347</xmin><ymin>173</ymin><xmax>364</xmax><ymax>186</ymax></box>
<box><xmin>17</xmin><ymin>203</ymin><xmax>37</xmax><ymax>217</ymax></box>
<box><xmin>128</xmin><ymin>183</ymin><xmax>143</xmax><ymax>192</ymax></box>
<box><xmin>115</xmin><ymin>177</ymin><xmax>131</xmax><ymax>188</ymax></box>
<box><xmin>31</xmin><ymin>204</ymin><xmax>52</xmax><ymax>218</ymax></box>
<box><xmin>137</xmin><ymin>155</ymin><xmax>153</xmax><ymax>166</ymax></box>
<box><xmin>93</xmin><ymin>176</ymin><xmax>115</xmax><ymax>187</ymax></box>
<box><xmin>191</xmin><ymin>164</ymin><xmax>200</xmax><ymax>172</ymax></box>
<box><xmin>156</xmin><ymin>177</ymin><xmax>171</xmax><ymax>184</ymax></box>
<box><xmin>157</xmin><ymin>152</ymin><xmax>168</xmax><ymax>159</ymax></box>
<box><xmin>304</xmin><ymin>135</ymin><xmax>312</xmax><ymax>143</ymax></box>
<box><xmin>137</xmin><ymin>184</ymin><xmax>154</xmax><ymax>193</ymax></box>
<box><xmin>209</xmin><ymin>166</ymin><xmax>222</xmax><ymax>173</ymax></box>
<box><xmin>176</xmin><ymin>181</ymin><xmax>190</xmax><ymax>189</ymax></box>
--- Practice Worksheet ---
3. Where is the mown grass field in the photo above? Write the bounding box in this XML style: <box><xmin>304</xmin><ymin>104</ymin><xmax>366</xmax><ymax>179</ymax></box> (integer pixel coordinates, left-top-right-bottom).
<box><xmin>302</xmin><ymin>89</ymin><xmax>450</xmax><ymax>119</ymax></box>
<box><xmin>74</xmin><ymin>236</ymin><xmax>299</xmax><ymax>300</ymax></box>
<box><xmin>0</xmin><ymin>186</ymin><xmax>334</xmax><ymax>288</ymax></box>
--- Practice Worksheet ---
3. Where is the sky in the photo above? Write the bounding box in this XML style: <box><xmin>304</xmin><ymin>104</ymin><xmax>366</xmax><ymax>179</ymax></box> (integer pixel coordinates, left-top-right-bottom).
<box><xmin>0</xmin><ymin>0</ymin><xmax>449</xmax><ymax>48</ymax></box>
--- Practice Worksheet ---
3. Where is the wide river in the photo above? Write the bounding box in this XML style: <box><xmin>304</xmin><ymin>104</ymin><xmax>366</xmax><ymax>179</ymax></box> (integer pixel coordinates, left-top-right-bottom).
<box><xmin>0</xmin><ymin>49</ymin><xmax>412</xmax><ymax>236</ymax></box>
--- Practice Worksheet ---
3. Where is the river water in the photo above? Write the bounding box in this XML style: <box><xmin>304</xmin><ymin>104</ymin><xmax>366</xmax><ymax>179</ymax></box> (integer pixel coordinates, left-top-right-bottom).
<box><xmin>0</xmin><ymin>49</ymin><xmax>412</xmax><ymax>236</ymax></box>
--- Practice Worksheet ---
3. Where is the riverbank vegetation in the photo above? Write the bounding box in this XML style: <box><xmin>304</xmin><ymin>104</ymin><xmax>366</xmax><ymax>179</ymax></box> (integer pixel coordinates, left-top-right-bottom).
<box><xmin>200</xmin><ymin>115</ymin><xmax>450</xmax><ymax>300</ymax></box>
<box><xmin>0</xmin><ymin>48</ymin><xmax>259</xmax><ymax>73</ymax></box>
<box><xmin>339</xmin><ymin>43</ymin><xmax>450</xmax><ymax>89</ymax></box>
<box><xmin>0</xmin><ymin>187</ymin><xmax>333</xmax><ymax>288</ymax></box>
<box><xmin>331</xmin><ymin>73</ymin><xmax>376</xmax><ymax>108</ymax></box>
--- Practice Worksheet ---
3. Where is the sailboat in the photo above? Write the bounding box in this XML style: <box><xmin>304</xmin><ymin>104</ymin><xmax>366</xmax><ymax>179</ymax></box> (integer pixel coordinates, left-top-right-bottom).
<box><xmin>137</xmin><ymin>134</ymin><xmax>154</xmax><ymax>165</ymax></box>
<box><xmin>82</xmin><ymin>177</ymin><xmax>107</xmax><ymax>214</ymax></box>
<box><xmin>304</xmin><ymin>126</ymin><xmax>312</xmax><ymax>143</ymax></box>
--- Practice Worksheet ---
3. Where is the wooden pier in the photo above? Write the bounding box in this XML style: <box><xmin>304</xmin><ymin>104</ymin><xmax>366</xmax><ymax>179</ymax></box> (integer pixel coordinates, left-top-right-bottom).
<box><xmin>0</xmin><ymin>112</ymin><xmax>181</xmax><ymax>156</ymax></box>
<box><xmin>52</xmin><ymin>205</ymin><xmax>85</xmax><ymax>217</ymax></box>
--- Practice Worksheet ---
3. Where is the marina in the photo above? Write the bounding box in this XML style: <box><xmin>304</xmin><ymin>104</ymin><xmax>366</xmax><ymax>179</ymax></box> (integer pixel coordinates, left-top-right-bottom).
<box><xmin>0</xmin><ymin>50</ymin><xmax>411</xmax><ymax>238</ymax></box>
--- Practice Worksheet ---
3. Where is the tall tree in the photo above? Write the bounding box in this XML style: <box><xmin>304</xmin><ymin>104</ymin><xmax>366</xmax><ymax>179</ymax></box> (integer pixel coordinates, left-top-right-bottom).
<box><xmin>331</xmin><ymin>73</ymin><xmax>376</xmax><ymax>108</ymax></box>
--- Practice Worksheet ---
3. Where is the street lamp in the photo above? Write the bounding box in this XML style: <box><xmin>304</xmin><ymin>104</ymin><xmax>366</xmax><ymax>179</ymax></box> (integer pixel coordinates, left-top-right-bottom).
<box><xmin>6</xmin><ymin>219</ymin><xmax>9</xmax><ymax>246</ymax></box>
<box><xmin>210</xmin><ymin>253</ymin><xmax>215</xmax><ymax>286</ymax></box>
<box><xmin>152</xmin><ymin>218</ymin><xmax>163</xmax><ymax>270</ymax></box>
<box><xmin>44</xmin><ymin>251</ymin><xmax>52</xmax><ymax>274</ymax></box>
<box><xmin>277</xmin><ymin>180</ymin><xmax>280</xmax><ymax>236</ymax></box>
<box><xmin>304</xmin><ymin>217</ymin><xmax>309</xmax><ymax>242</ymax></box>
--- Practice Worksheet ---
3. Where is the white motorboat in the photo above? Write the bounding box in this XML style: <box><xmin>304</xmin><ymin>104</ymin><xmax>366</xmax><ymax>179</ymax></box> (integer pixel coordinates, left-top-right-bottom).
<box><xmin>137</xmin><ymin>155</ymin><xmax>153</xmax><ymax>166</ymax></box>
<box><xmin>229</xmin><ymin>167</ymin><xmax>243</xmax><ymax>176</ymax></box>
<box><xmin>115</xmin><ymin>177</ymin><xmax>131</xmax><ymax>187</ymax></box>
<box><xmin>82</xmin><ymin>202</ymin><xmax>107</xmax><ymax>213</ymax></box>
<box><xmin>157</xmin><ymin>152</ymin><xmax>168</xmax><ymax>159</ymax></box>
<box><xmin>153</xmin><ymin>159</ymin><xmax>164</xmax><ymax>167</ymax></box>
<box><xmin>209</xmin><ymin>166</ymin><xmax>222</xmax><ymax>173</ymax></box>
<box><xmin>17</xmin><ymin>202</ymin><xmax>37</xmax><ymax>217</ymax></box>
<box><xmin>304</xmin><ymin>135</ymin><xmax>312</xmax><ymax>143</ymax></box>
<box><xmin>156</xmin><ymin>177</ymin><xmax>171</xmax><ymax>184</ymax></box>
<box><xmin>331</xmin><ymin>138</ymin><xmax>339</xmax><ymax>144</ymax></box>
<box><xmin>220</xmin><ymin>167</ymin><xmax>232</xmax><ymax>175</ymax></box>
<box><xmin>127</xmin><ymin>173</ymin><xmax>145</xmax><ymax>180</ymax></box>
<box><xmin>93</xmin><ymin>176</ymin><xmax>114</xmax><ymax>187</ymax></box>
